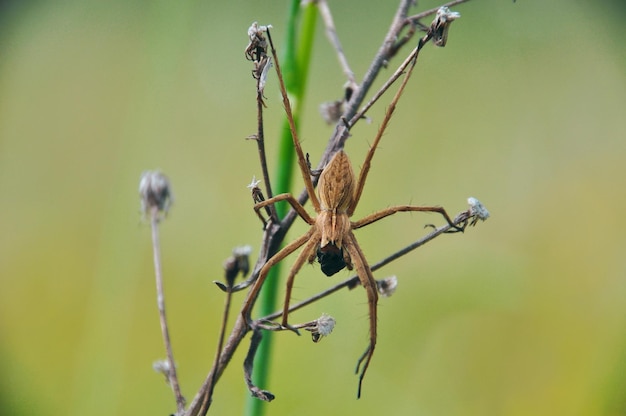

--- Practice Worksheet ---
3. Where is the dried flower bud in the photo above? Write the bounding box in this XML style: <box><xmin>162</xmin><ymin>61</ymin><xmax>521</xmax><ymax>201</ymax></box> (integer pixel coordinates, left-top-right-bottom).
<box><xmin>430</xmin><ymin>7</ymin><xmax>461</xmax><ymax>47</ymax></box>
<box><xmin>232</xmin><ymin>245</ymin><xmax>252</xmax><ymax>277</ymax></box>
<box><xmin>467</xmin><ymin>197</ymin><xmax>490</xmax><ymax>226</ymax></box>
<box><xmin>152</xmin><ymin>359</ymin><xmax>172</xmax><ymax>383</ymax></box>
<box><xmin>247</xmin><ymin>176</ymin><xmax>265</xmax><ymax>205</ymax></box>
<box><xmin>247</xmin><ymin>176</ymin><xmax>261</xmax><ymax>190</ymax></box>
<box><xmin>245</xmin><ymin>22</ymin><xmax>273</xmax><ymax>62</ymax></box>
<box><xmin>319</xmin><ymin>81</ymin><xmax>358</xmax><ymax>125</ymax></box>
<box><xmin>139</xmin><ymin>171</ymin><xmax>173</xmax><ymax>220</ymax></box>
<box><xmin>223</xmin><ymin>245</ymin><xmax>252</xmax><ymax>288</ymax></box>
<box><xmin>303</xmin><ymin>313</ymin><xmax>336</xmax><ymax>343</ymax></box>
<box><xmin>319</xmin><ymin>99</ymin><xmax>345</xmax><ymax>124</ymax></box>
<box><xmin>377</xmin><ymin>275</ymin><xmax>398</xmax><ymax>297</ymax></box>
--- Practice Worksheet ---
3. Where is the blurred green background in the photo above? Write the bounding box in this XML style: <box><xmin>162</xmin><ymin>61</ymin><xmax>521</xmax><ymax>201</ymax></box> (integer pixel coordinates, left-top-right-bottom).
<box><xmin>1</xmin><ymin>0</ymin><xmax>625</xmax><ymax>415</ymax></box>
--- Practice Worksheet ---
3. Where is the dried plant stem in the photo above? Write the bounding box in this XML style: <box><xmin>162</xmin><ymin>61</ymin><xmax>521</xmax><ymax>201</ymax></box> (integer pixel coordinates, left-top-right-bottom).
<box><xmin>348</xmin><ymin>16</ymin><xmax>436</xmax><ymax>128</ymax></box>
<box><xmin>197</xmin><ymin>286</ymin><xmax>234</xmax><ymax>412</ymax></box>
<box><xmin>150</xmin><ymin>208</ymin><xmax>185</xmax><ymax>414</ymax></box>
<box><xmin>406</xmin><ymin>0</ymin><xmax>471</xmax><ymax>23</ymax></box>
<box><xmin>245</xmin><ymin>4</ymin><xmax>318</xmax><ymax>416</ymax></box>
<box><xmin>317</xmin><ymin>0</ymin><xmax>355</xmax><ymax>85</ymax></box>
<box><xmin>261</xmin><ymin>209</ymin><xmax>472</xmax><ymax>321</ymax></box>
<box><xmin>253</xmin><ymin>89</ymin><xmax>279</xmax><ymax>223</ymax></box>
<box><xmin>349</xmin><ymin>43</ymin><xmax>420</xmax><ymax>128</ymax></box>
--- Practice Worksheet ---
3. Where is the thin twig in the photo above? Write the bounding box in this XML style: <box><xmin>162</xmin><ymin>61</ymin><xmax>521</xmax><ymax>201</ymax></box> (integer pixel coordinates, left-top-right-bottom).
<box><xmin>317</xmin><ymin>0</ymin><xmax>356</xmax><ymax>85</ymax></box>
<box><xmin>185</xmin><ymin>221</ymin><xmax>280</xmax><ymax>416</ymax></box>
<box><xmin>261</xmin><ymin>209</ymin><xmax>472</xmax><ymax>321</ymax></box>
<box><xmin>246</xmin><ymin>22</ymin><xmax>279</xmax><ymax>223</ymax></box>
<box><xmin>348</xmin><ymin>19</ymin><xmax>435</xmax><ymax>128</ymax></box>
<box><xmin>199</xmin><ymin>287</ymin><xmax>233</xmax><ymax>412</ymax></box>
<box><xmin>243</xmin><ymin>329</ymin><xmax>275</xmax><ymax>401</ymax></box>
<box><xmin>406</xmin><ymin>0</ymin><xmax>471</xmax><ymax>23</ymax></box>
<box><xmin>150</xmin><ymin>207</ymin><xmax>185</xmax><ymax>414</ymax></box>
<box><xmin>253</xmin><ymin>93</ymin><xmax>279</xmax><ymax>222</ymax></box>
<box><xmin>349</xmin><ymin>46</ymin><xmax>419</xmax><ymax>128</ymax></box>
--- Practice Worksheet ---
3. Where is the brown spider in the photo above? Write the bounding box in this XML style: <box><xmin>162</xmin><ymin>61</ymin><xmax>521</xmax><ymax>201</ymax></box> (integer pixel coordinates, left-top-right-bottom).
<box><xmin>242</xmin><ymin>29</ymin><xmax>461</xmax><ymax>398</ymax></box>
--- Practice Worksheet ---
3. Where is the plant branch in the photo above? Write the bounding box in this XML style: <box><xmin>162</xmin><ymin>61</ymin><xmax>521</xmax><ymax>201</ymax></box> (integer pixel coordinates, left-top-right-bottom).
<box><xmin>317</xmin><ymin>0</ymin><xmax>356</xmax><ymax>86</ymax></box>
<box><xmin>261</xmin><ymin>208</ymin><xmax>475</xmax><ymax>321</ymax></box>
<box><xmin>406</xmin><ymin>0</ymin><xmax>471</xmax><ymax>24</ymax></box>
<box><xmin>253</xmin><ymin>94</ymin><xmax>279</xmax><ymax>223</ymax></box>
<box><xmin>150</xmin><ymin>207</ymin><xmax>185</xmax><ymax>415</ymax></box>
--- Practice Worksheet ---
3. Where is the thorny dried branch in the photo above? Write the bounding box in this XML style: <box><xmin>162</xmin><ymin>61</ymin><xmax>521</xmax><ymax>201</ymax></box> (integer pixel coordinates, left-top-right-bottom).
<box><xmin>138</xmin><ymin>1</ymin><xmax>489</xmax><ymax>415</ymax></box>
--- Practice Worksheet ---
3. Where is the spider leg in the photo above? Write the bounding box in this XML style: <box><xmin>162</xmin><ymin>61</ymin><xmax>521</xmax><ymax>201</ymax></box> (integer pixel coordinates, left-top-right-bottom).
<box><xmin>343</xmin><ymin>231</ymin><xmax>378</xmax><ymax>399</ymax></box>
<box><xmin>254</xmin><ymin>193</ymin><xmax>315</xmax><ymax>226</ymax></box>
<box><xmin>241</xmin><ymin>229</ymin><xmax>314</xmax><ymax>324</ymax></box>
<box><xmin>281</xmin><ymin>232</ymin><xmax>322</xmax><ymax>329</ymax></box>
<box><xmin>266</xmin><ymin>29</ymin><xmax>321</xmax><ymax>213</ymax></box>
<box><xmin>348</xmin><ymin>48</ymin><xmax>420</xmax><ymax>216</ymax></box>
<box><xmin>351</xmin><ymin>204</ymin><xmax>463</xmax><ymax>232</ymax></box>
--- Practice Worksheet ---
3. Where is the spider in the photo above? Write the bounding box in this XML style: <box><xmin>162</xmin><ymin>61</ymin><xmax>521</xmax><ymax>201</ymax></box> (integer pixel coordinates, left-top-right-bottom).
<box><xmin>242</xmin><ymin>29</ymin><xmax>461</xmax><ymax>398</ymax></box>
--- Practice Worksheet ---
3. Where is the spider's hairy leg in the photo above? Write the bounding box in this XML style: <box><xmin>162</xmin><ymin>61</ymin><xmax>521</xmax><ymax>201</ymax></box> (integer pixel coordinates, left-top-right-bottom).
<box><xmin>254</xmin><ymin>193</ymin><xmax>316</xmax><ymax>226</ymax></box>
<box><xmin>231</xmin><ymin>196</ymin><xmax>315</xmax><ymax>293</ymax></box>
<box><xmin>265</xmin><ymin>28</ymin><xmax>321</xmax><ymax>213</ymax></box>
<box><xmin>343</xmin><ymin>231</ymin><xmax>378</xmax><ymax>399</ymax></box>
<box><xmin>348</xmin><ymin>50</ymin><xmax>420</xmax><ymax>216</ymax></box>
<box><xmin>241</xmin><ymin>230</ymin><xmax>313</xmax><ymax>323</ymax></box>
<box><xmin>281</xmin><ymin>234</ymin><xmax>322</xmax><ymax>329</ymax></box>
<box><xmin>351</xmin><ymin>204</ymin><xmax>463</xmax><ymax>232</ymax></box>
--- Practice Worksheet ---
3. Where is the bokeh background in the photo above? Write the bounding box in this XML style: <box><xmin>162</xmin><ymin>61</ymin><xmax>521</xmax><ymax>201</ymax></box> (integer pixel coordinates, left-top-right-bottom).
<box><xmin>1</xmin><ymin>0</ymin><xmax>625</xmax><ymax>415</ymax></box>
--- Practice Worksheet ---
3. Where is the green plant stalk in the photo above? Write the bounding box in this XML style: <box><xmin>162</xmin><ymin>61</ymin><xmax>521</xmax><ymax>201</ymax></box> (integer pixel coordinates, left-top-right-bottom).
<box><xmin>244</xmin><ymin>1</ymin><xmax>318</xmax><ymax>415</ymax></box>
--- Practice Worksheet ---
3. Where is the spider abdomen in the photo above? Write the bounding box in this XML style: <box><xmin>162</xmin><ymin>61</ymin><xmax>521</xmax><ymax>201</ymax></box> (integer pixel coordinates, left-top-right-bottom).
<box><xmin>317</xmin><ymin>245</ymin><xmax>347</xmax><ymax>276</ymax></box>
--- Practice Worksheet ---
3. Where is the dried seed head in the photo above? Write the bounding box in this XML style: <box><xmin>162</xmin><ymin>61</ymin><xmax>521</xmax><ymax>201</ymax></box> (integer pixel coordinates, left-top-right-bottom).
<box><xmin>430</xmin><ymin>7</ymin><xmax>461</xmax><ymax>47</ymax></box>
<box><xmin>319</xmin><ymin>99</ymin><xmax>345</xmax><ymax>125</ymax></box>
<box><xmin>245</xmin><ymin>22</ymin><xmax>273</xmax><ymax>62</ymax></box>
<box><xmin>467</xmin><ymin>197</ymin><xmax>490</xmax><ymax>225</ymax></box>
<box><xmin>139</xmin><ymin>171</ymin><xmax>173</xmax><ymax>220</ymax></box>
<box><xmin>247</xmin><ymin>176</ymin><xmax>262</xmax><ymax>190</ymax></box>
<box><xmin>223</xmin><ymin>245</ymin><xmax>252</xmax><ymax>287</ymax></box>
<box><xmin>152</xmin><ymin>359</ymin><xmax>172</xmax><ymax>383</ymax></box>
<box><xmin>247</xmin><ymin>176</ymin><xmax>265</xmax><ymax>205</ymax></box>
<box><xmin>319</xmin><ymin>81</ymin><xmax>359</xmax><ymax>125</ymax></box>
<box><xmin>232</xmin><ymin>245</ymin><xmax>252</xmax><ymax>277</ymax></box>
<box><xmin>377</xmin><ymin>275</ymin><xmax>398</xmax><ymax>297</ymax></box>
<box><xmin>305</xmin><ymin>313</ymin><xmax>336</xmax><ymax>343</ymax></box>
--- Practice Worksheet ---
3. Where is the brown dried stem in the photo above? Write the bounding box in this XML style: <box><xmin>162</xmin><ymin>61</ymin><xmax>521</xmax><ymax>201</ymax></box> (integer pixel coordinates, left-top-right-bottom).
<box><xmin>261</xmin><ymin>209</ymin><xmax>474</xmax><ymax>322</ymax></box>
<box><xmin>150</xmin><ymin>207</ymin><xmax>185</xmax><ymax>415</ymax></box>
<box><xmin>317</xmin><ymin>0</ymin><xmax>356</xmax><ymax>86</ymax></box>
